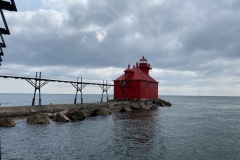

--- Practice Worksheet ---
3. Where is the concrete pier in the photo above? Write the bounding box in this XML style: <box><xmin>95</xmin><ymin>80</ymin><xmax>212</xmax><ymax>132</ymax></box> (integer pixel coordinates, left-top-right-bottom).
<box><xmin>0</xmin><ymin>103</ymin><xmax>107</xmax><ymax>118</ymax></box>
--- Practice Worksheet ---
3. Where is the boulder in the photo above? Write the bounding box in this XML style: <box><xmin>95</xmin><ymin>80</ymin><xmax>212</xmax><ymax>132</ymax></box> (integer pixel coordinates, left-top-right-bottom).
<box><xmin>90</xmin><ymin>109</ymin><xmax>98</xmax><ymax>117</ymax></box>
<box><xmin>81</xmin><ymin>109</ymin><xmax>92</xmax><ymax>117</ymax></box>
<box><xmin>141</xmin><ymin>104</ymin><xmax>151</xmax><ymax>110</ymax></box>
<box><xmin>108</xmin><ymin>103</ymin><xmax>125</xmax><ymax>112</ymax></box>
<box><xmin>87</xmin><ymin>104</ymin><xmax>110</xmax><ymax>116</ymax></box>
<box><xmin>139</xmin><ymin>101</ymin><xmax>148</xmax><ymax>108</ymax></box>
<box><xmin>27</xmin><ymin>113</ymin><xmax>50</xmax><ymax>125</ymax></box>
<box><xmin>150</xmin><ymin>105</ymin><xmax>158</xmax><ymax>110</ymax></box>
<box><xmin>46</xmin><ymin>113</ymin><xmax>54</xmax><ymax>119</ymax></box>
<box><xmin>120</xmin><ymin>106</ymin><xmax>132</xmax><ymax>112</ymax></box>
<box><xmin>53</xmin><ymin>112</ymin><xmax>71</xmax><ymax>122</ymax></box>
<box><xmin>29</xmin><ymin>109</ymin><xmax>37</xmax><ymax>114</ymax></box>
<box><xmin>157</xmin><ymin>102</ymin><xmax>165</xmax><ymax>106</ymax></box>
<box><xmin>59</xmin><ymin>110</ymin><xmax>68</xmax><ymax>115</ymax></box>
<box><xmin>0</xmin><ymin>117</ymin><xmax>16</xmax><ymax>127</ymax></box>
<box><xmin>129</xmin><ymin>102</ymin><xmax>141</xmax><ymax>110</ymax></box>
<box><xmin>82</xmin><ymin>105</ymin><xmax>99</xmax><ymax>117</ymax></box>
<box><xmin>154</xmin><ymin>99</ymin><xmax>172</xmax><ymax>107</ymax></box>
<box><xmin>164</xmin><ymin>101</ymin><xmax>172</xmax><ymax>107</ymax></box>
<box><xmin>66</xmin><ymin>109</ymin><xmax>85</xmax><ymax>121</ymax></box>
<box><xmin>96</xmin><ymin>107</ymin><xmax>112</xmax><ymax>115</ymax></box>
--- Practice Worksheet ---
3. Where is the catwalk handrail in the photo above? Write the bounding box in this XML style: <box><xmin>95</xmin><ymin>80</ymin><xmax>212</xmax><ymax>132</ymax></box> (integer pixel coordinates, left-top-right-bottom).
<box><xmin>0</xmin><ymin>74</ymin><xmax>114</xmax><ymax>86</ymax></box>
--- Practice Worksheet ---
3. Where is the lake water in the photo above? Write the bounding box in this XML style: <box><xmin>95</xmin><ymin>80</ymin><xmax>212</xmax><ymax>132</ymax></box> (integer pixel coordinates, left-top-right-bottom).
<box><xmin>1</xmin><ymin>94</ymin><xmax>240</xmax><ymax>160</ymax></box>
<box><xmin>0</xmin><ymin>93</ymin><xmax>111</xmax><ymax>107</ymax></box>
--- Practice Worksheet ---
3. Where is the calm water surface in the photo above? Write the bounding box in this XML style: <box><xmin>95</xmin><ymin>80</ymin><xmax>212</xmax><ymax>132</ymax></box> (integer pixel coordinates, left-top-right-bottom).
<box><xmin>0</xmin><ymin>93</ymin><xmax>110</xmax><ymax>107</ymax></box>
<box><xmin>1</xmin><ymin>95</ymin><xmax>240</xmax><ymax>159</ymax></box>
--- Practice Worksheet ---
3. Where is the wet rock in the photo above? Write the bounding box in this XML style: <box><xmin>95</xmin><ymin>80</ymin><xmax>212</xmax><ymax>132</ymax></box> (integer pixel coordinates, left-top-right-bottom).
<box><xmin>53</xmin><ymin>112</ymin><xmax>71</xmax><ymax>122</ymax></box>
<box><xmin>108</xmin><ymin>103</ymin><xmax>125</xmax><ymax>112</ymax></box>
<box><xmin>120</xmin><ymin>106</ymin><xmax>132</xmax><ymax>112</ymax></box>
<box><xmin>142</xmin><ymin>104</ymin><xmax>151</xmax><ymax>110</ymax></box>
<box><xmin>46</xmin><ymin>113</ymin><xmax>54</xmax><ymax>119</ymax></box>
<box><xmin>81</xmin><ymin>109</ymin><xmax>92</xmax><ymax>117</ymax></box>
<box><xmin>29</xmin><ymin>109</ymin><xmax>36</xmax><ymax>114</ymax></box>
<box><xmin>59</xmin><ymin>110</ymin><xmax>69</xmax><ymax>115</ymax></box>
<box><xmin>27</xmin><ymin>113</ymin><xmax>50</xmax><ymax>125</ymax></box>
<box><xmin>83</xmin><ymin>105</ymin><xmax>99</xmax><ymax>116</ymax></box>
<box><xmin>150</xmin><ymin>104</ymin><xmax>158</xmax><ymax>110</ymax></box>
<box><xmin>139</xmin><ymin>101</ymin><xmax>149</xmax><ymax>109</ymax></box>
<box><xmin>158</xmin><ymin>102</ymin><xmax>165</xmax><ymax>106</ymax></box>
<box><xmin>0</xmin><ymin>117</ymin><xmax>16</xmax><ymax>127</ymax></box>
<box><xmin>87</xmin><ymin>104</ymin><xmax>110</xmax><ymax>116</ymax></box>
<box><xmin>130</xmin><ymin>102</ymin><xmax>141</xmax><ymax>110</ymax></box>
<box><xmin>91</xmin><ymin>109</ymin><xmax>98</xmax><ymax>117</ymax></box>
<box><xmin>96</xmin><ymin>107</ymin><xmax>112</xmax><ymax>115</ymax></box>
<box><xmin>164</xmin><ymin>101</ymin><xmax>172</xmax><ymax>106</ymax></box>
<box><xmin>154</xmin><ymin>99</ymin><xmax>172</xmax><ymax>107</ymax></box>
<box><xmin>137</xmin><ymin>101</ymin><xmax>159</xmax><ymax>109</ymax></box>
<box><xmin>66</xmin><ymin>109</ymin><xmax>85</xmax><ymax>121</ymax></box>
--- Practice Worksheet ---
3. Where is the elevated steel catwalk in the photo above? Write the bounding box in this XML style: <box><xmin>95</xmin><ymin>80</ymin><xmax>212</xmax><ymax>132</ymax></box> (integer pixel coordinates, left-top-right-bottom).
<box><xmin>0</xmin><ymin>73</ymin><xmax>114</xmax><ymax>105</ymax></box>
<box><xmin>0</xmin><ymin>74</ymin><xmax>113</xmax><ymax>86</ymax></box>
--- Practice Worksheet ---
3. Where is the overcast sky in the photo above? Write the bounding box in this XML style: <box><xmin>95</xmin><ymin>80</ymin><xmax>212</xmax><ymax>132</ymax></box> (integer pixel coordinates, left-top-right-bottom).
<box><xmin>0</xmin><ymin>0</ymin><xmax>240</xmax><ymax>96</ymax></box>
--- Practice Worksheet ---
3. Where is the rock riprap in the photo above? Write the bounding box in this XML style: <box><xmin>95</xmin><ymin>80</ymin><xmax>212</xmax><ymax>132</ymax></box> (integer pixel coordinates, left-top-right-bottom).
<box><xmin>154</xmin><ymin>99</ymin><xmax>172</xmax><ymax>106</ymax></box>
<box><xmin>65</xmin><ymin>109</ymin><xmax>86</xmax><ymax>121</ymax></box>
<box><xmin>96</xmin><ymin>107</ymin><xmax>112</xmax><ymax>115</ymax></box>
<box><xmin>27</xmin><ymin>113</ymin><xmax>50</xmax><ymax>125</ymax></box>
<box><xmin>52</xmin><ymin>112</ymin><xmax>71</xmax><ymax>122</ymax></box>
<box><xmin>0</xmin><ymin>117</ymin><xmax>16</xmax><ymax>127</ymax></box>
<box><xmin>0</xmin><ymin>100</ymin><xmax>172</xmax><ymax>127</ymax></box>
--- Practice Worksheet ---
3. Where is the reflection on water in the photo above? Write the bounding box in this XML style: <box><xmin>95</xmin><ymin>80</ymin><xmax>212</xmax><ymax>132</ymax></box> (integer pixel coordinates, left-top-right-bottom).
<box><xmin>112</xmin><ymin>109</ymin><xmax>166</xmax><ymax>159</ymax></box>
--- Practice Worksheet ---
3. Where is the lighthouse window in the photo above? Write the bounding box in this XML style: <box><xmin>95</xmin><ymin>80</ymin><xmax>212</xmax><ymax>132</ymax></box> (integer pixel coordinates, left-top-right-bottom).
<box><xmin>140</xmin><ymin>60</ymin><xmax>147</xmax><ymax>63</ymax></box>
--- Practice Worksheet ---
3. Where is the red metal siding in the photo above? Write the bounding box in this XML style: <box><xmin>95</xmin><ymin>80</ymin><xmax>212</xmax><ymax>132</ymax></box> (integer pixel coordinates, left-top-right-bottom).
<box><xmin>127</xmin><ymin>80</ymin><xmax>141</xmax><ymax>100</ymax></box>
<box><xmin>114</xmin><ymin>81</ymin><xmax>122</xmax><ymax>99</ymax></box>
<box><xmin>140</xmin><ymin>81</ymin><xmax>158</xmax><ymax>99</ymax></box>
<box><xmin>114</xmin><ymin>80</ymin><xmax>158</xmax><ymax>100</ymax></box>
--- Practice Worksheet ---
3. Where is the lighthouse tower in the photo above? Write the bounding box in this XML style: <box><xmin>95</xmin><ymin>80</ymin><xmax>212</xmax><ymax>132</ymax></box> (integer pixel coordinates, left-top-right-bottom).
<box><xmin>113</xmin><ymin>56</ymin><xmax>158</xmax><ymax>100</ymax></box>
<box><xmin>138</xmin><ymin>56</ymin><xmax>151</xmax><ymax>74</ymax></box>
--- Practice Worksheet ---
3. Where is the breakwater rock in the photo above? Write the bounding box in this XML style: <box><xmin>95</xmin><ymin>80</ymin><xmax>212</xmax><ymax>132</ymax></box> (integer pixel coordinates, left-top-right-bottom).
<box><xmin>52</xmin><ymin>112</ymin><xmax>71</xmax><ymax>122</ymax></box>
<box><xmin>27</xmin><ymin>113</ymin><xmax>50</xmax><ymax>125</ymax></box>
<box><xmin>0</xmin><ymin>117</ymin><xmax>16</xmax><ymax>127</ymax></box>
<box><xmin>0</xmin><ymin>99</ymin><xmax>171</xmax><ymax>126</ymax></box>
<box><xmin>153</xmin><ymin>99</ymin><xmax>172</xmax><ymax>106</ymax></box>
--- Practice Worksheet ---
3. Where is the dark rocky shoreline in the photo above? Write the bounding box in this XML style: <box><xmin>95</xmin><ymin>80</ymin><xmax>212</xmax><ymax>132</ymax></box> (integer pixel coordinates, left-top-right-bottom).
<box><xmin>0</xmin><ymin>99</ymin><xmax>171</xmax><ymax>127</ymax></box>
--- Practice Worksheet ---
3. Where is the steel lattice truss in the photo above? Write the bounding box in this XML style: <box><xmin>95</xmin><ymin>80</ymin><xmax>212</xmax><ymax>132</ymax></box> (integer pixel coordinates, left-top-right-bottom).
<box><xmin>0</xmin><ymin>72</ymin><xmax>115</xmax><ymax>106</ymax></box>
<box><xmin>0</xmin><ymin>0</ymin><xmax>17</xmax><ymax>66</ymax></box>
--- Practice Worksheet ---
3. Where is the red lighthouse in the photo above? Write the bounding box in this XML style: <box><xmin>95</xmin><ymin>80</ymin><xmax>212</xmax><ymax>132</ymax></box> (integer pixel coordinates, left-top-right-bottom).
<box><xmin>114</xmin><ymin>56</ymin><xmax>158</xmax><ymax>100</ymax></box>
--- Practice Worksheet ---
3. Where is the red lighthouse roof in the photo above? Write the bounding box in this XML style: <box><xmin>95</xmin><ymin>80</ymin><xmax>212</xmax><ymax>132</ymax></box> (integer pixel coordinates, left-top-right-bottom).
<box><xmin>124</xmin><ymin>64</ymin><xmax>133</xmax><ymax>72</ymax></box>
<box><xmin>115</xmin><ymin>67</ymin><xmax>157</xmax><ymax>82</ymax></box>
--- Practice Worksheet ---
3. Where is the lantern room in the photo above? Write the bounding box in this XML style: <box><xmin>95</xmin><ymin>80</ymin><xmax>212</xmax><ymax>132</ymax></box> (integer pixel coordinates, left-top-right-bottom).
<box><xmin>113</xmin><ymin>56</ymin><xmax>158</xmax><ymax>100</ymax></box>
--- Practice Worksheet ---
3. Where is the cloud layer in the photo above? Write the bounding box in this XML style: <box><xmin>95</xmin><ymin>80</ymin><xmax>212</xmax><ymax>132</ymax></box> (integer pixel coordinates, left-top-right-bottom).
<box><xmin>1</xmin><ymin>0</ymin><xmax>240</xmax><ymax>95</ymax></box>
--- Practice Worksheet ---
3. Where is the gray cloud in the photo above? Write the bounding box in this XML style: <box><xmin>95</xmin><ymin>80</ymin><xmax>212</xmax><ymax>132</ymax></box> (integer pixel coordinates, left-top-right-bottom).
<box><xmin>1</xmin><ymin>0</ymin><xmax>240</xmax><ymax>95</ymax></box>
